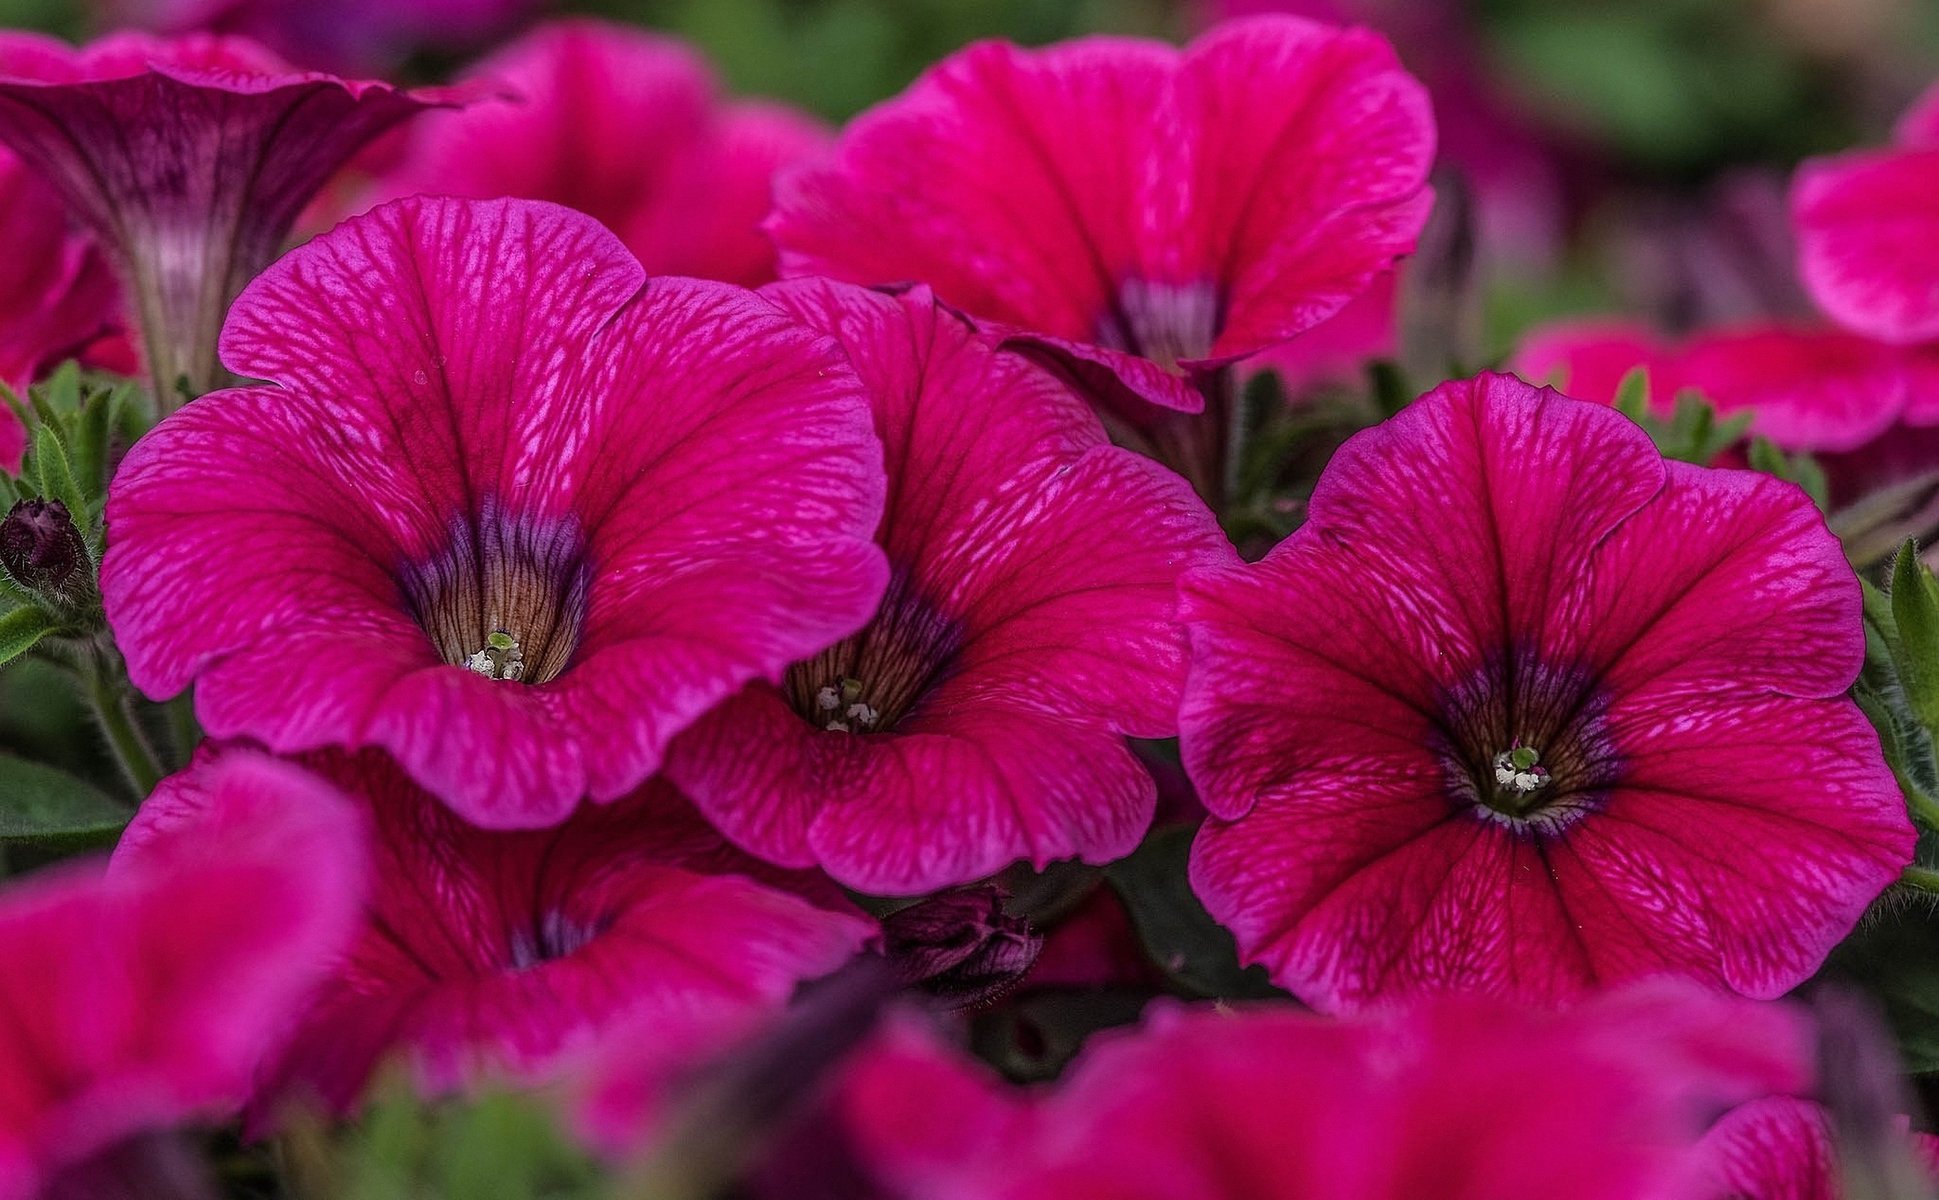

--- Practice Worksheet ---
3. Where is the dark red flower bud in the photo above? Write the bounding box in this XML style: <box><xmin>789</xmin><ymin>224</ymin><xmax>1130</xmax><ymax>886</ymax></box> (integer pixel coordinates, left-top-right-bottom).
<box><xmin>0</xmin><ymin>497</ymin><xmax>87</xmax><ymax>600</ymax></box>
<box><xmin>879</xmin><ymin>886</ymin><xmax>1043</xmax><ymax>1010</ymax></box>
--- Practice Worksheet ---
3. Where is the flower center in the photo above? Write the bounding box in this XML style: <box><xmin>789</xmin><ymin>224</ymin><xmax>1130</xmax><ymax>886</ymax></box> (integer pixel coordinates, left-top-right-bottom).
<box><xmin>1431</xmin><ymin>654</ymin><xmax>1621</xmax><ymax>834</ymax></box>
<box><xmin>400</xmin><ymin>500</ymin><xmax>592</xmax><ymax>687</ymax></box>
<box><xmin>1095</xmin><ymin>278</ymin><xmax>1220</xmax><ymax>372</ymax></box>
<box><xmin>784</xmin><ymin>573</ymin><xmax>959</xmax><ymax>734</ymax></box>
<box><xmin>505</xmin><ymin>908</ymin><xmax>604</xmax><ymax>971</ymax></box>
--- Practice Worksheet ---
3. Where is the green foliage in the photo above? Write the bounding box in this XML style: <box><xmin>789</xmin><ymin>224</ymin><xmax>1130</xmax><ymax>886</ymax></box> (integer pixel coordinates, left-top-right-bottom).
<box><xmin>0</xmin><ymin>606</ymin><xmax>58</xmax><ymax>670</ymax></box>
<box><xmin>293</xmin><ymin>1078</ymin><xmax>603</xmax><ymax>1200</ymax></box>
<box><xmin>1746</xmin><ymin>436</ymin><xmax>1829</xmax><ymax>513</ymax></box>
<box><xmin>1609</xmin><ymin>368</ymin><xmax>1753</xmax><ymax>467</ymax></box>
<box><xmin>0</xmin><ymin>752</ymin><xmax>127</xmax><ymax>846</ymax></box>
<box><xmin>1106</xmin><ymin>824</ymin><xmax>1285</xmax><ymax>1002</ymax></box>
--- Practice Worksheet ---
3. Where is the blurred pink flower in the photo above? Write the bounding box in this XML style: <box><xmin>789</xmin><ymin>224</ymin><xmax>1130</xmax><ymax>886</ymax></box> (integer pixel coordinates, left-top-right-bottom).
<box><xmin>0</xmin><ymin>147</ymin><xmax>123</xmax><ymax>469</ymax></box>
<box><xmin>0</xmin><ymin>31</ymin><xmax>464</xmax><ymax>405</ymax></box>
<box><xmin>768</xmin><ymin>17</ymin><xmax>1434</xmax><ymax>425</ymax></box>
<box><xmin>94</xmin><ymin>0</ymin><xmax>536</xmax><ymax>74</ymax></box>
<box><xmin>1181</xmin><ymin>372</ymin><xmax>1910</xmax><ymax>1011</ymax></box>
<box><xmin>372</xmin><ymin>20</ymin><xmax>827</xmax><ymax>288</ymax></box>
<box><xmin>665</xmin><ymin>279</ymin><xmax>1231</xmax><ymax>894</ymax></box>
<box><xmin>130</xmin><ymin>744</ymin><xmax>870</xmax><ymax>1118</ymax></box>
<box><xmin>1796</xmin><ymin>81</ymin><xmax>1939</xmax><ymax>346</ymax></box>
<box><xmin>1694</xmin><ymin>1096</ymin><xmax>1939</xmax><ymax>1199</ymax></box>
<box><xmin>0</xmin><ymin>751</ymin><xmax>365</xmax><ymax>1200</ymax></box>
<box><xmin>101</xmin><ymin>196</ymin><xmax>888</xmax><ymax>829</ymax></box>
<box><xmin>1513</xmin><ymin>318</ymin><xmax>1922</xmax><ymax>452</ymax></box>
<box><xmin>837</xmin><ymin>984</ymin><xmax>1812</xmax><ymax>1200</ymax></box>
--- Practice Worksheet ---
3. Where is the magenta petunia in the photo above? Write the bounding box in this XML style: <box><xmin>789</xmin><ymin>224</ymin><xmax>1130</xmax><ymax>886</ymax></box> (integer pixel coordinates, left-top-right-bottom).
<box><xmin>767</xmin><ymin>16</ymin><xmax>1434</xmax><ymax>423</ymax></box>
<box><xmin>101</xmin><ymin>196</ymin><xmax>888</xmax><ymax>829</ymax></box>
<box><xmin>665</xmin><ymin>279</ymin><xmax>1231</xmax><ymax>895</ymax></box>
<box><xmin>0</xmin><ymin>751</ymin><xmax>364</xmax><ymax>1200</ymax></box>
<box><xmin>1182</xmin><ymin>372</ymin><xmax>1912</xmax><ymax>1011</ymax></box>
<box><xmin>834</xmin><ymin>984</ymin><xmax>1811</xmax><ymax>1200</ymax></box>
<box><xmin>121</xmin><ymin>744</ymin><xmax>871</xmax><ymax>1118</ymax></box>
<box><xmin>373</xmin><ymin>20</ymin><xmax>828</xmax><ymax>289</ymax></box>
<box><xmin>1513</xmin><ymin>318</ymin><xmax>1917</xmax><ymax>452</ymax></box>
<box><xmin>0</xmin><ymin>145</ymin><xmax>123</xmax><ymax>469</ymax></box>
<box><xmin>0</xmin><ymin>31</ymin><xmax>465</xmax><ymax>406</ymax></box>
<box><xmin>95</xmin><ymin>0</ymin><xmax>536</xmax><ymax>74</ymax></box>
<box><xmin>1694</xmin><ymin>1096</ymin><xmax>1939</xmax><ymax>1199</ymax></box>
<box><xmin>1795</xmin><ymin>80</ymin><xmax>1939</xmax><ymax>346</ymax></box>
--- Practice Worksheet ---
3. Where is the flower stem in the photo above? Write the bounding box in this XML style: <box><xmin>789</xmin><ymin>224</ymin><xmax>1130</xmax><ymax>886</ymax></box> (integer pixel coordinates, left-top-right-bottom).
<box><xmin>86</xmin><ymin>660</ymin><xmax>163</xmax><ymax>799</ymax></box>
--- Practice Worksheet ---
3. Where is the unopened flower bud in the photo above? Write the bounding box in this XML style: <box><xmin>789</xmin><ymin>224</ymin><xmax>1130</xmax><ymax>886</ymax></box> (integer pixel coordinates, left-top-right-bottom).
<box><xmin>879</xmin><ymin>886</ymin><xmax>1043</xmax><ymax>1010</ymax></box>
<box><xmin>0</xmin><ymin>498</ymin><xmax>88</xmax><ymax>603</ymax></box>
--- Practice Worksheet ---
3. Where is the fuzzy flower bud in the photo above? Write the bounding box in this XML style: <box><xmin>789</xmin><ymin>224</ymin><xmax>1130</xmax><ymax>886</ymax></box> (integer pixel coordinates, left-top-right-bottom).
<box><xmin>0</xmin><ymin>497</ymin><xmax>88</xmax><ymax>604</ymax></box>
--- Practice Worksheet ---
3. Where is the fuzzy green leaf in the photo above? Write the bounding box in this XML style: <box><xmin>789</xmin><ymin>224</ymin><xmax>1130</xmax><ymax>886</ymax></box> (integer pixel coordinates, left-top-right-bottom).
<box><xmin>1891</xmin><ymin>541</ymin><xmax>1939</xmax><ymax>736</ymax></box>
<box><xmin>0</xmin><ymin>605</ymin><xmax>58</xmax><ymax>667</ymax></box>
<box><xmin>0</xmin><ymin>753</ymin><xmax>128</xmax><ymax>845</ymax></box>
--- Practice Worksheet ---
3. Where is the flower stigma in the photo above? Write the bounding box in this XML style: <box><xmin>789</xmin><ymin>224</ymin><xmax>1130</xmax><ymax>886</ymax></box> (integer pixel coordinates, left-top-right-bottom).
<box><xmin>465</xmin><ymin>629</ymin><xmax>527</xmax><ymax>682</ymax></box>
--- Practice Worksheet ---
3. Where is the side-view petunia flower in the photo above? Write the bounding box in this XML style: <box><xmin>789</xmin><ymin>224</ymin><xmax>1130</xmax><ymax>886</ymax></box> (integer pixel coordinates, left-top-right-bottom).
<box><xmin>0</xmin><ymin>31</ymin><xmax>466</xmax><ymax>407</ymax></box>
<box><xmin>374</xmin><ymin>19</ymin><xmax>828</xmax><ymax>288</ymax></box>
<box><xmin>0</xmin><ymin>750</ymin><xmax>365</xmax><ymax>1200</ymax></box>
<box><xmin>768</xmin><ymin>16</ymin><xmax>1434</xmax><ymax>501</ymax></box>
<box><xmin>101</xmin><ymin>196</ymin><xmax>889</xmax><ymax>829</ymax></box>
<box><xmin>829</xmin><ymin>984</ymin><xmax>1813</xmax><ymax>1200</ymax></box>
<box><xmin>0</xmin><ymin>145</ymin><xmax>123</xmax><ymax>471</ymax></box>
<box><xmin>95</xmin><ymin>0</ymin><xmax>537</xmax><ymax>75</ymax></box>
<box><xmin>666</xmin><ymin>279</ymin><xmax>1233</xmax><ymax>895</ymax></box>
<box><xmin>1183</xmin><ymin>372</ymin><xmax>1912</xmax><ymax>1011</ymax></box>
<box><xmin>1795</xmin><ymin>80</ymin><xmax>1939</xmax><ymax>346</ymax></box>
<box><xmin>125</xmin><ymin>744</ymin><xmax>872</xmax><ymax>1119</ymax></box>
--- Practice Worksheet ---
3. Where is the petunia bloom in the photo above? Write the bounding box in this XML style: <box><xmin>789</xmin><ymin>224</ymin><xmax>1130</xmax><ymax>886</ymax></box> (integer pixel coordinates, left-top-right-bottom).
<box><xmin>1694</xmin><ymin>1096</ymin><xmax>1939</xmax><ymax>1200</ymax></box>
<box><xmin>831</xmin><ymin>984</ymin><xmax>1812</xmax><ymax>1200</ymax></box>
<box><xmin>1795</xmin><ymin>81</ymin><xmax>1939</xmax><ymax>346</ymax></box>
<box><xmin>1182</xmin><ymin>372</ymin><xmax>1911</xmax><ymax>1011</ymax></box>
<box><xmin>373</xmin><ymin>19</ymin><xmax>829</xmax><ymax>288</ymax></box>
<box><xmin>94</xmin><ymin>0</ymin><xmax>536</xmax><ymax>75</ymax></box>
<box><xmin>1512</xmin><ymin>318</ymin><xmax>1923</xmax><ymax>453</ymax></box>
<box><xmin>125</xmin><ymin>744</ymin><xmax>872</xmax><ymax>1118</ymax></box>
<box><xmin>0</xmin><ymin>146</ymin><xmax>123</xmax><ymax>470</ymax></box>
<box><xmin>666</xmin><ymin>279</ymin><xmax>1231</xmax><ymax>895</ymax></box>
<box><xmin>767</xmin><ymin>16</ymin><xmax>1434</xmax><ymax>501</ymax></box>
<box><xmin>1</xmin><ymin>750</ymin><xmax>365</xmax><ymax>1200</ymax></box>
<box><xmin>101</xmin><ymin>196</ymin><xmax>888</xmax><ymax>829</ymax></box>
<box><xmin>0</xmin><ymin>31</ymin><xmax>464</xmax><ymax>407</ymax></box>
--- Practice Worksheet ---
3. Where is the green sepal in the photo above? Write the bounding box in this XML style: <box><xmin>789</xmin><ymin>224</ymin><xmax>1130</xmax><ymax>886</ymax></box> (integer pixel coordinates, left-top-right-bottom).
<box><xmin>0</xmin><ymin>605</ymin><xmax>59</xmax><ymax>668</ymax></box>
<box><xmin>1890</xmin><ymin>541</ymin><xmax>1939</xmax><ymax>737</ymax></box>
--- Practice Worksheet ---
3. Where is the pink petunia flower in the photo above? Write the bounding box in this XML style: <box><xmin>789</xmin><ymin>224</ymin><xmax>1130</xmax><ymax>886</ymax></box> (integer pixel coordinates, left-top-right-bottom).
<box><xmin>832</xmin><ymin>984</ymin><xmax>1812</xmax><ymax>1200</ymax></box>
<box><xmin>1181</xmin><ymin>372</ymin><xmax>1912</xmax><ymax>1011</ymax></box>
<box><xmin>0</xmin><ymin>146</ymin><xmax>123</xmax><ymax>470</ymax></box>
<box><xmin>1694</xmin><ymin>1096</ymin><xmax>1939</xmax><ymax>1199</ymax></box>
<box><xmin>665</xmin><ymin>279</ymin><xmax>1232</xmax><ymax>895</ymax></box>
<box><xmin>1795</xmin><ymin>81</ymin><xmax>1939</xmax><ymax>346</ymax></box>
<box><xmin>767</xmin><ymin>16</ymin><xmax>1434</xmax><ymax>497</ymax></box>
<box><xmin>93</xmin><ymin>0</ymin><xmax>537</xmax><ymax>75</ymax></box>
<box><xmin>1513</xmin><ymin>318</ymin><xmax>1924</xmax><ymax>453</ymax></box>
<box><xmin>0</xmin><ymin>31</ymin><xmax>466</xmax><ymax>407</ymax></box>
<box><xmin>0</xmin><ymin>750</ymin><xmax>365</xmax><ymax>1200</ymax></box>
<box><xmin>100</xmin><ymin>196</ymin><xmax>888</xmax><ymax>829</ymax></box>
<box><xmin>119</xmin><ymin>743</ymin><xmax>871</xmax><ymax>1118</ymax></box>
<box><xmin>372</xmin><ymin>20</ymin><xmax>828</xmax><ymax>289</ymax></box>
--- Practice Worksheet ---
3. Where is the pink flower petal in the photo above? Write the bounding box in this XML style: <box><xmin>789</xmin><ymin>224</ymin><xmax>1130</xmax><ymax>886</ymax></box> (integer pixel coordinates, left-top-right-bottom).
<box><xmin>769</xmin><ymin>16</ymin><xmax>1432</xmax><ymax>415</ymax></box>
<box><xmin>1795</xmin><ymin>145</ymin><xmax>1939</xmax><ymax>345</ymax></box>
<box><xmin>1181</xmin><ymin>372</ymin><xmax>1910</xmax><ymax>1008</ymax></box>
<box><xmin>0</xmin><ymin>751</ymin><xmax>365</xmax><ymax>1198</ymax></box>
<box><xmin>668</xmin><ymin>280</ymin><xmax>1228</xmax><ymax>893</ymax></box>
<box><xmin>104</xmin><ymin>196</ymin><xmax>888</xmax><ymax>828</ymax></box>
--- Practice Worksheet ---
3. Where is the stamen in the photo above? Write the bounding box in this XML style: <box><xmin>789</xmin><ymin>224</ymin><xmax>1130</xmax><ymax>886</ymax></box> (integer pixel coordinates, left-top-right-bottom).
<box><xmin>465</xmin><ymin>629</ymin><xmax>526</xmax><ymax>682</ymax></box>
<box><xmin>1492</xmin><ymin>745</ymin><xmax>1551</xmax><ymax>795</ymax></box>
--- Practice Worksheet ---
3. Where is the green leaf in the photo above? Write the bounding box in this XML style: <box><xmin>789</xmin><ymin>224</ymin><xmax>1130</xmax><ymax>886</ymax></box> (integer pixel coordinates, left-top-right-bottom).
<box><xmin>1612</xmin><ymin>366</ymin><xmax>1651</xmax><ymax>423</ymax></box>
<box><xmin>1747</xmin><ymin>436</ymin><xmax>1830</xmax><ymax>511</ymax></box>
<box><xmin>1891</xmin><ymin>541</ymin><xmax>1939</xmax><ymax>735</ymax></box>
<box><xmin>0</xmin><ymin>605</ymin><xmax>58</xmax><ymax>667</ymax></box>
<box><xmin>1106</xmin><ymin>824</ymin><xmax>1285</xmax><ymax>1001</ymax></box>
<box><xmin>29</xmin><ymin>423</ymin><xmax>87</xmax><ymax>533</ymax></box>
<box><xmin>0</xmin><ymin>753</ymin><xmax>128</xmax><ymax>845</ymax></box>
